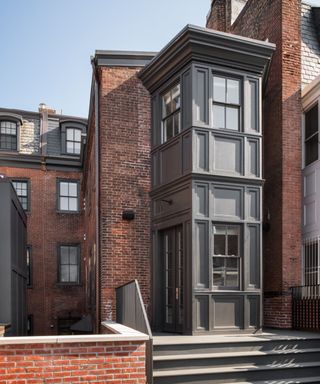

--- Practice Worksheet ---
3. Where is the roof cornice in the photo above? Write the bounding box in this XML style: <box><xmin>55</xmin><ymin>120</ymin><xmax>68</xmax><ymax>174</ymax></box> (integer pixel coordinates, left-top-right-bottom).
<box><xmin>94</xmin><ymin>50</ymin><xmax>156</xmax><ymax>67</ymax></box>
<box><xmin>139</xmin><ymin>24</ymin><xmax>275</xmax><ymax>93</ymax></box>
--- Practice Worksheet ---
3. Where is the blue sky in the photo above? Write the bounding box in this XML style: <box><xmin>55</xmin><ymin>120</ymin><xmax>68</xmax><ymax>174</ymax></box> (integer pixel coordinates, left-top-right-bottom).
<box><xmin>0</xmin><ymin>0</ymin><xmax>210</xmax><ymax>118</ymax></box>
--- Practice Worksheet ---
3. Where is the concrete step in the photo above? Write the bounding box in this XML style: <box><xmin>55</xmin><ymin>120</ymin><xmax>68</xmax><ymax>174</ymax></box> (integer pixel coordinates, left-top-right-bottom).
<box><xmin>153</xmin><ymin>348</ymin><xmax>320</xmax><ymax>371</ymax></box>
<box><xmin>153</xmin><ymin>361</ymin><xmax>320</xmax><ymax>384</ymax></box>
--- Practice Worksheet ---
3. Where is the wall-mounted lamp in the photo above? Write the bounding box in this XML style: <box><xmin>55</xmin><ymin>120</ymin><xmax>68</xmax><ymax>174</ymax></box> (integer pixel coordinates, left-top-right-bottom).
<box><xmin>122</xmin><ymin>210</ymin><xmax>135</xmax><ymax>221</ymax></box>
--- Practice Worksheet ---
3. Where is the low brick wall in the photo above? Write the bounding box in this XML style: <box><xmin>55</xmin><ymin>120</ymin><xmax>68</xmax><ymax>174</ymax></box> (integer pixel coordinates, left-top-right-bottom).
<box><xmin>0</xmin><ymin>324</ymin><xmax>148</xmax><ymax>383</ymax></box>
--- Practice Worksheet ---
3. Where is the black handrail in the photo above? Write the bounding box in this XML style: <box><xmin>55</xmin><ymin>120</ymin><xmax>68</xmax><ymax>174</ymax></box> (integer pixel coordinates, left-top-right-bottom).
<box><xmin>116</xmin><ymin>280</ymin><xmax>153</xmax><ymax>384</ymax></box>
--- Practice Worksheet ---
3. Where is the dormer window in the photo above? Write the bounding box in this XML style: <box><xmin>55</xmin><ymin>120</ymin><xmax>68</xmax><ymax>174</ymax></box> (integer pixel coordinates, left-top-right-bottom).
<box><xmin>0</xmin><ymin>121</ymin><xmax>17</xmax><ymax>151</ymax></box>
<box><xmin>162</xmin><ymin>84</ymin><xmax>181</xmax><ymax>143</ymax></box>
<box><xmin>66</xmin><ymin>128</ymin><xmax>81</xmax><ymax>155</ymax></box>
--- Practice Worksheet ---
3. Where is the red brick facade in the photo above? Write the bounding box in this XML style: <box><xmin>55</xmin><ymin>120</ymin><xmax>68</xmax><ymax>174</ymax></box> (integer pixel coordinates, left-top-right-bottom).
<box><xmin>0</xmin><ymin>166</ymin><xmax>86</xmax><ymax>335</ymax></box>
<box><xmin>207</xmin><ymin>0</ymin><xmax>302</xmax><ymax>328</ymax></box>
<box><xmin>95</xmin><ymin>66</ymin><xmax>151</xmax><ymax>327</ymax></box>
<box><xmin>0</xmin><ymin>340</ymin><xmax>146</xmax><ymax>383</ymax></box>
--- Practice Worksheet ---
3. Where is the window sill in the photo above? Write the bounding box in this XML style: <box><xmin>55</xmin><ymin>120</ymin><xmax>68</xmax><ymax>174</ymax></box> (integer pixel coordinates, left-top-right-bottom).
<box><xmin>56</xmin><ymin>282</ymin><xmax>82</xmax><ymax>287</ymax></box>
<box><xmin>56</xmin><ymin>210</ymin><xmax>81</xmax><ymax>215</ymax></box>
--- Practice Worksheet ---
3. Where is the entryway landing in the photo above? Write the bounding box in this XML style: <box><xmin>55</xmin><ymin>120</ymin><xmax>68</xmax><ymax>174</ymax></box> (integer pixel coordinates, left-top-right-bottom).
<box><xmin>152</xmin><ymin>329</ymin><xmax>320</xmax><ymax>384</ymax></box>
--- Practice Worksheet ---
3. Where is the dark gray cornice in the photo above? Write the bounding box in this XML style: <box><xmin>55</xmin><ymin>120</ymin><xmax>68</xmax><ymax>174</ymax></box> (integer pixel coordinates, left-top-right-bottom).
<box><xmin>139</xmin><ymin>24</ymin><xmax>276</xmax><ymax>93</ymax></box>
<box><xmin>94</xmin><ymin>50</ymin><xmax>156</xmax><ymax>67</ymax></box>
<box><xmin>0</xmin><ymin>153</ymin><xmax>82</xmax><ymax>171</ymax></box>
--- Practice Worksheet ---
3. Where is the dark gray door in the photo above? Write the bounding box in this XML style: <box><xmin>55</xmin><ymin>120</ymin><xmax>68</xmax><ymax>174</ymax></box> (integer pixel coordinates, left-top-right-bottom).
<box><xmin>161</xmin><ymin>225</ymin><xmax>183</xmax><ymax>333</ymax></box>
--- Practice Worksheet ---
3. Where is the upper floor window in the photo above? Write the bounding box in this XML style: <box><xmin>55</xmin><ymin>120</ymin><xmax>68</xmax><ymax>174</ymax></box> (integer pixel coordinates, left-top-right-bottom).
<box><xmin>213</xmin><ymin>225</ymin><xmax>241</xmax><ymax>289</ymax></box>
<box><xmin>66</xmin><ymin>128</ymin><xmax>81</xmax><ymax>155</ymax></box>
<box><xmin>58</xmin><ymin>245</ymin><xmax>80</xmax><ymax>284</ymax></box>
<box><xmin>213</xmin><ymin>75</ymin><xmax>241</xmax><ymax>131</ymax></box>
<box><xmin>57</xmin><ymin>180</ymin><xmax>79</xmax><ymax>212</ymax></box>
<box><xmin>162</xmin><ymin>84</ymin><xmax>181</xmax><ymax>143</ymax></box>
<box><xmin>0</xmin><ymin>121</ymin><xmax>17</xmax><ymax>151</ymax></box>
<box><xmin>12</xmin><ymin>180</ymin><xmax>29</xmax><ymax>211</ymax></box>
<box><xmin>305</xmin><ymin>104</ymin><xmax>318</xmax><ymax>166</ymax></box>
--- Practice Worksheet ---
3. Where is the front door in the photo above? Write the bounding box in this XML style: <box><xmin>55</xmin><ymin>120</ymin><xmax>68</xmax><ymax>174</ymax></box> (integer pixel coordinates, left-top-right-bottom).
<box><xmin>161</xmin><ymin>225</ymin><xmax>183</xmax><ymax>333</ymax></box>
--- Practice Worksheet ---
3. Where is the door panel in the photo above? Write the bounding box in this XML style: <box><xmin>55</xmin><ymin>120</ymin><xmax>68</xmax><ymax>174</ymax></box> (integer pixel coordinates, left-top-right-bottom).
<box><xmin>161</xmin><ymin>225</ymin><xmax>183</xmax><ymax>333</ymax></box>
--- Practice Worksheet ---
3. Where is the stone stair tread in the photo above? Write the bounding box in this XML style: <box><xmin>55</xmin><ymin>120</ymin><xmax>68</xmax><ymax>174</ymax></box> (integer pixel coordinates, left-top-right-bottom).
<box><xmin>153</xmin><ymin>347</ymin><xmax>320</xmax><ymax>361</ymax></box>
<box><xmin>153</xmin><ymin>361</ymin><xmax>320</xmax><ymax>378</ymax></box>
<box><xmin>234</xmin><ymin>377</ymin><xmax>320</xmax><ymax>384</ymax></box>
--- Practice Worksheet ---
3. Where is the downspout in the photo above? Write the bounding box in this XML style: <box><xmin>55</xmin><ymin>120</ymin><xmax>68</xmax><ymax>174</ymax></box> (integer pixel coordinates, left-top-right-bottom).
<box><xmin>91</xmin><ymin>58</ymin><xmax>101</xmax><ymax>333</ymax></box>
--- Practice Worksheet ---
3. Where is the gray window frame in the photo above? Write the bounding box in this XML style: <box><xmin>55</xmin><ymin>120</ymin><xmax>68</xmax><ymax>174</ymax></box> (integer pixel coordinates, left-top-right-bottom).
<box><xmin>304</xmin><ymin>103</ymin><xmax>319</xmax><ymax>167</ymax></box>
<box><xmin>212</xmin><ymin>223</ymin><xmax>242</xmax><ymax>291</ymax></box>
<box><xmin>161</xmin><ymin>82</ymin><xmax>181</xmax><ymax>143</ymax></box>
<box><xmin>11</xmin><ymin>179</ymin><xmax>30</xmax><ymax>212</ymax></box>
<box><xmin>57</xmin><ymin>179</ymin><xmax>80</xmax><ymax>213</ymax></box>
<box><xmin>60</xmin><ymin>121</ymin><xmax>86</xmax><ymax>157</ymax></box>
<box><xmin>212</xmin><ymin>73</ymin><xmax>243</xmax><ymax>132</ymax></box>
<box><xmin>0</xmin><ymin>119</ymin><xmax>19</xmax><ymax>152</ymax></box>
<box><xmin>57</xmin><ymin>244</ymin><xmax>81</xmax><ymax>285</ymax></box>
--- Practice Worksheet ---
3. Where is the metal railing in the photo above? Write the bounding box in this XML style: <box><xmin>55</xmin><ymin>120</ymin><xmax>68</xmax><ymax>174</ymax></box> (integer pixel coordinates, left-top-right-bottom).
<box><xmin>116</xmin><ymin>280</ymin><xmax>153</xmax><ymax>384</ymax></box>
<box><xmin>292</xmin><ymin>285</ymin><xmax>320</xmax><ymax>331</ymax></box>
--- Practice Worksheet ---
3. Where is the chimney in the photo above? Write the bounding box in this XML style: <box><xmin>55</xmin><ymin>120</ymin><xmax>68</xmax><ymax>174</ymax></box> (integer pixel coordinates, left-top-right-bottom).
<box><xmin>206</xmin><ymin>0</ymin><xmax>247</xmax><ymax>32</ymax></box>
<box><xmin>38</xmin><ymin>103</ymin><xmax>56</xmax><ymax>156</ymax></box>
<box><xmin>38</xmin><ymin>103</ymin><xmax>56</xmax><ymax>114</ymax></box>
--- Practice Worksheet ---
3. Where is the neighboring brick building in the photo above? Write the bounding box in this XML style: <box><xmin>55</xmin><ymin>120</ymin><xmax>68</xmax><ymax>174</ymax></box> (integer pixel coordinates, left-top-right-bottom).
<box><xmin>0</xmin><ymin>105</ymin><xmax>87</xmax><ymax>335</ymax></box>
<box><xmin>2</xmin><ymin>0</ymin><xmax>320</xmax><ymax>336</ymax></box>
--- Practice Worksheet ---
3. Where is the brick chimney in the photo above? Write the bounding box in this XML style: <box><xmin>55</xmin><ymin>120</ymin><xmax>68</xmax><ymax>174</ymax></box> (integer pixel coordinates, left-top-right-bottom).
<box><xmin>206</xmin><ymin>0</ymin><xmax>247</xmax><ymax>32</ymax></box>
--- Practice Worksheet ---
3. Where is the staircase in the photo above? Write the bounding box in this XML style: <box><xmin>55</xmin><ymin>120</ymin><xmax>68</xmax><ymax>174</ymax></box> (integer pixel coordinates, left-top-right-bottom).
<box><xmin>152</xmin><ymin>330</ymin><xmax>320</xmax><ymax>384</ymax></box>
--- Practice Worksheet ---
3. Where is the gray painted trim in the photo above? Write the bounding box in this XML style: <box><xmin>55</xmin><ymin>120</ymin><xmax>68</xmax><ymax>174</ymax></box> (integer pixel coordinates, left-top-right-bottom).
<box><xmin>139</xmin><ymin>24</ymin><xmax>275</xmax><ymax>93</ymax></box>
<box><xmin>94</xmin><ymin>50</ymin><xmax>156</xmax><ymax>67</ymax></box>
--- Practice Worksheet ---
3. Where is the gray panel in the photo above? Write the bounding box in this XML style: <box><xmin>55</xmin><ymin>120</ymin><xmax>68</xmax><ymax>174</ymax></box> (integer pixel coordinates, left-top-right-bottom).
<box><xmin>154</xmin><ymin>187</ymin><xmax>190</xmax><ymax>217</ymax></box>
<box><xmin>247</xmin><ymin>139</ymin><xmax>259</xmax><ymax>177</ymax></box>
<box><xmin>195</xmin><ymin>131</ymin><xmax>208</xmax><ymax>171</ymax></box>
<box><xmin>248</xmin><ymin>188</ymin><xmax>260</xmax><ymax>221</ymax></box>
<box><xmin>194</xmin><ymin>67</ymin><xmax>209</xmax><ymax>124</ymax></box>
<box><xmin>46</xmin><ymin>118</ymin><xmax>61</xmax><ymax>157</ymax></box>
<box><xmin>214</xmin><ymin>136</ymin><xmax>242</xmax><ymax>175</ymax></box>
<box><xmin>213</xmin><ymin>186</ymin><xmax>242</xmax><ymax>219</ymax></box>
<box><xmin>247</xmin><ymin>79</ymin><xmax>258</xmax><ymax>132</ymax></box>
<box><xmin>182</xmin><ymin>133</ymin><xmax>192</xmax><ymax>174</ymax></box>
<box><xmin>182</xmin><ymin>69</ymin><xmax>192</xmax><ymax>130</ymax></box>
<box><xmin>195</xmin><ymin>296</ymin><xmax>209</xmax><ymax>331</ymax></box>
<box><xmin>248</xmin><ymin>224</ymin><xmax>260</xmax><ymax>289</ymax></box>
<box><xmin>152</xmin><ymin>152</ymin><xmax>159</xmax><ymax>187</ymax></box>
<box><xmin>152</xmin><ymin>95</ymin><xmax>160</xmax><ymax>146</ymax></box>
<box><xmin>195</xmin><ymin>221</ymin><xmax>209</xmax><ymax>288</ymax></box>
<box><xmin>212</xmin><ymin>296</ymin><xmax>243</xmax><ymax>329</ymax></box>
<box><xmin>248</xmin><ymin>296</ymin><xmax>260</xmax><ymax>328</ymax></box>
<box><xmin>195</xmin><ymin>184</ymin><xmax>209</xmax><ymax>217</ymax></box>
<box><xmin>160</xmin><ymin>140</ymin><xmax>181</xmax><ymax>184</ymax></box>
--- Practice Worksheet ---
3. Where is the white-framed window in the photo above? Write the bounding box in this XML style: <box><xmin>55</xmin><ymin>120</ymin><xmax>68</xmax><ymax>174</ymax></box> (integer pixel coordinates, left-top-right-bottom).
<box><xmin>304</xmin><ymin>103</ymin><xmax>318</xmax><ymax>166</ymax></box>
<box><xmin>58</xmin><ymin>245</ymin><xmax>80</xmax><ymax>284</ymax></box>
<box><xmin>161</xmin><ymin>83</ymin><xmax>181</xmax><ymax>143</ymax></box>
<box><xmin>66</xmin><ymin>128</ymin><xmax>82</xmax><ymax>155</ymax></box>
<box><xmin>213</xmin><ymin>224</ymin><xmax>241</xmax><ymax>289</ymax></box>
<box><xmin>57</xmin><ymin>180</ymin><xmax>79</xmax><ymax>212</ymax></box>
<box><xmin>212</xmin><ymin>75</ymin><xmax>241</xmax><ymax>131</ymax></box>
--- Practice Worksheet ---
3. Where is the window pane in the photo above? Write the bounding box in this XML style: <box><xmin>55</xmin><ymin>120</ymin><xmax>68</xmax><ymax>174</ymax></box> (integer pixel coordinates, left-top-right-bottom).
<box><xmin>163</xmin><ymin>91</ymin><xmax>172</xmax><ymax>117</ymax></box>
<box><xmin>214</xmin><ymin>234</ymin><xmax>226</xmax><ymax>255</ymax></box>
<box><xmin>305</xmin><ymin>105</ymin><xmax>318</xmax><ymax>139</ymax></box>
<box><xmin>60</xmin><ymin>265</ymin><xmax>70</xmax><ymax>282</ymax></box>
<box><xmin>66</xmin><ymin>141</ymin><xmax>74</xmax><ymax>153</ymax></box>
<box><xmin>74</xmin><ymin>142</ymin><xmax>81</xmax><ymax>154</ymax></box>
<box><xmin>68</xmin><ymin>183</ymin><xmax>78</xmax><ymax>197</ymax></box>
<box><xmin>60</xmin><ymin>182</ymin><xmax>69</xmax><ymax>196</ymax></box>
<box><xmin>305</xmin><ymin>134</ymin><xmax>318</xmax><ymax>166</ymax></box>
<box><xmin>213</xmin><ymin>76</ymin><xmax>226</xmax><ymax>103</ymax></box>
<box><xmin>164</xmin><ymin>116</ymin><xmax>174</xmax><ymax>141</ymax></box>
<box><xmin>69</xmin><ymin>197</ymin><xmax>78</xmax><ymax>211</ymax></box>
<box><xmin>226</xmin><ymin>106</ymin><xmax>239</xmax><ymax>130</ymax></box>
<box><xmin>213</xmin><ymin>105</ymin><xmax>225</xmax><ymax>129</ymax></box>
<box><xmin>74</xmin><ymin>129</ymin><xmax>81</xmax><ymax>142</ymax></box>
<box><xmin>172</xmin><ymin>84</ymin><xmax>180</xmax><ymax>110</ymax></box>
<box><xmin>227</xmin><ymin>79</ymin><xmax>240</xmax><ymax>104</ymax></box>
<box><xmin>213</xmin><ymin>257</ymin><xmax>224</xmax><ymax>286</ymax></box>
<box><xmin>69</xmin><ymin>266</ymin><xmax>79</xmax><ymax>282</ymax></box>
<box><xmin>60</xmin><ymin>247</ymin><xmax>69</xmax><ymax>264</ymax></box>
<box><xmin>226</xmin><ymin>258</ymin><xmax>239</xmax><ymax>287</ymax></box>
<box><xmin>60</xmin><ymin>197</ymin><xmax>69</xmax><ymax>211</ymax></box>
<box><xmin>174</xmin><ymin>112</ymin><xmax>180</xmax><ymax>135</ymax></box>
<box><xmin>66</xmin><ymin>129</ymin><xmax>74</xmax><ymax>140</ymax></box>
<box><xmin>228</xmin><ymin>235</ymin><xmax>239</xmax><ymax>256</ymax></box>
<box><xmin>69</xmin><ymin>247</ymin><xmax>78</xmax><ymax>264</ymax></box>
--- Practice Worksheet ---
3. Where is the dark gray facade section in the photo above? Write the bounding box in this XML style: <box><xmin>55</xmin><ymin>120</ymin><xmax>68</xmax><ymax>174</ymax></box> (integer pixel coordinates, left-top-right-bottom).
<box><xmin>141</xmin><ymin>26</ymin><xmax>274</xmax><ymax>334</ymax></box>
<box><xmin>0</xmin><ymin>180</ymin><xmax>27</xmax><ymax>336</ymax></box>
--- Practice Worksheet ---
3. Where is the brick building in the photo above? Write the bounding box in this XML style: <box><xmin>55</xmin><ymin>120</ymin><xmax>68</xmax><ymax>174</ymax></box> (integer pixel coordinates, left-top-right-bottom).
<box><xmin>1</xmin><ymin>0</ymin><xmax>320</xmax><ymax>336</ymax></box>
